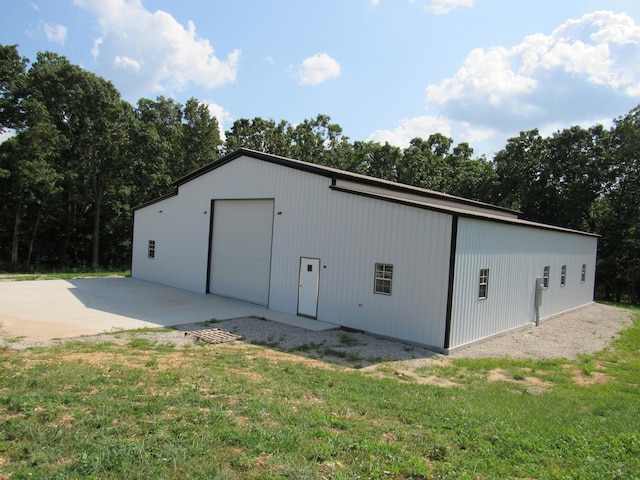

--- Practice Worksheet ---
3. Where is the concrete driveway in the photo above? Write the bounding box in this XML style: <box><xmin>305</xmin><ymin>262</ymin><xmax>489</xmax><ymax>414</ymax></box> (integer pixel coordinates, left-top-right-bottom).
<box><xmin>0</xmin><ymin>277</ymin><xmax>336</xmax><ymax>341</ymax></box>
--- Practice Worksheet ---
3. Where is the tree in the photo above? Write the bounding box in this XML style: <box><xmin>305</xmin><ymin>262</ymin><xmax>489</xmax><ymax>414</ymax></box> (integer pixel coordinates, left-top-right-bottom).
<box><xmin>596</xmin><ymin>106</ymin><xmax>640</xmax><ymax>302</ymax></box>
<box><xmin>129</xmin><ymin>96</ymin><xmax>184</xmax><ymax>205</ymax></box>
<box><xmin>0</xmin><ymin>44</ymin><xmax>28</xmax><ymax>132</ymax></box>
<box><xmin>397</xmin><ymin>135</ymin><xmax>456</xmax><ymax>191</ymax></box>
<box><xmin>446</xmin><ymin>144</ymin><xmax>497</xmax><ymax>203</ymax></box>
<box><xmin>182</xmin><ymin>98</ymin><xmax>222</xmax><ymax>173</ymax></box>
<box><xmin>545</xmin><ymin>125</ymin><xmax>608</xmax><ymax>230</ymax></box>
<box><xmin>17</xmin><ymin>51</ymin><xmax>133</xmax><ymax>269</ymax></box>
<box><xmin>224</xmin><ymin>117</ymin><xmax>292</xmax><ymax>156</ymax></box>
<box><xmin>289</xmin><ymin>114</ymin><xmax>352</xmax><ymax>169</ymax></box>
<box><xmin>493</xmin><ymin>129</ymin><xmax>549</xmax><ymax>218</ymax></box>
<box><xmin>351</xmin><ymin>141</ymin><xmax>401</xmax><ymax>181</ymax></box>
<box><xmin>0</xmin><ymin>121</ymin><xmax>61</xmax><ymax>268</ymax></box>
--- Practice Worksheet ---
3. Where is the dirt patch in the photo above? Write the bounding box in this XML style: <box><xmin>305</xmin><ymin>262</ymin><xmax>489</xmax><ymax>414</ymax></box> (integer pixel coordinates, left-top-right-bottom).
<box><xmin>488</xmin><ymin>368</ymin><xmax>553</xmax><ymax>388</ymax></box>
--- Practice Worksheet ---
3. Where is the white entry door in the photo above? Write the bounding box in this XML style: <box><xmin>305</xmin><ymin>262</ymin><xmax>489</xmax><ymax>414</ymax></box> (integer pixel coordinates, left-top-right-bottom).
<box><xmin>298</xmin><ymin>257</ymin><xmax>320</xmax><ymax>318</ymax></box>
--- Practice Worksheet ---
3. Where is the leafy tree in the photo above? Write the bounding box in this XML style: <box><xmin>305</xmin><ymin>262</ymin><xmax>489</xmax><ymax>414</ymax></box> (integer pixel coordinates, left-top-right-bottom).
<box><xmin>492</xmin><ymin>129</ymin><xmax>550</xmax><ymax>219</ymax></box>
<box><xmin>289</xmin><ymin>114</ymin><xmax>352</xmax><ymax>169</ymax></box>
<box><xmin>182</xmin><ymin>98</ymin><xmax>222</xmax><ymax>173</ymax></box>
<box><xmin>351</xmin><ymin>141</ymin><xmax>401</xmax><ymax>181</ymax></box>
<box><xmin>596</xmin><ymin>106</ymin><xmax>640</xmax><ymax>302</ymax></box>
<box><xmin>0</xmin><ymin>44</ymin><xmax>28</xmax><ymax>132</ymax></box>
<box><xmin>224</xmin><ymin>117</ymin><xmax>292</xmax><ymax>156</ymax></box>
<box><xmin>0</xmin><ymin>120</ymin><xmax>62</xmax><ymax>268</ymax></box>
<box><xmin>446</xmin><ymin>144</ymin><xmax>497</xmax><ymax>203</ymax></box>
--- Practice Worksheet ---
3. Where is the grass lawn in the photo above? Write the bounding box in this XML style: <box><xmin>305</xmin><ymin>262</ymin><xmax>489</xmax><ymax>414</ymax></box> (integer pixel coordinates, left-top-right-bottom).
<box><xmin>1</xmin><ymin>310</ymin><xmax>638</xmax><ymax>479</ymax></box>
<box><xmin>0</xmin><ymin>269</ymin><xmax>130</xmax><ymax>282</ymax></box>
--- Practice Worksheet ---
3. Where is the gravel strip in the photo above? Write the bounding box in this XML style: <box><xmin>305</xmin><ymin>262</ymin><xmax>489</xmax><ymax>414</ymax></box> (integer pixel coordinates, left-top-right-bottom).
<box><xmin>1</xmin><ymin>303</ymin><xmax>633</xmax><ymax>364</ymax></box>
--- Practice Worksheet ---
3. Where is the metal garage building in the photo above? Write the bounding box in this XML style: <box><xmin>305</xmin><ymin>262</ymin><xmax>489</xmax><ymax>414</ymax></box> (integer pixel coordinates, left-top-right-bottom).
<box><xmin>132</xmin><ymin>148</ymin><xmax>597</xmax><ymax>352</ymax></box>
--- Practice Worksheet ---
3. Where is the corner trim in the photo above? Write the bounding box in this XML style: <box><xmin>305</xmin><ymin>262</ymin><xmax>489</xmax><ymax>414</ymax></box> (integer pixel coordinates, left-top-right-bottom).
<box><xmin>444</xmin><ymin>215</ymin><xmax>458</xmax><ymax>350</ymax></box>
<box><xmin>205</xmin><ymin>199</ymin><xmax>215</xmax><ymax>293</ymax></box>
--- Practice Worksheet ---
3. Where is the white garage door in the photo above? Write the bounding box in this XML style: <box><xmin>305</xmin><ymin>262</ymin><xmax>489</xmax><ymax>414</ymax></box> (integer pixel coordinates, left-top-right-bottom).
<box><xmin>209</xmin><ymin>199</ymin><xmax>274</xmax><ymax>305</ymax></box>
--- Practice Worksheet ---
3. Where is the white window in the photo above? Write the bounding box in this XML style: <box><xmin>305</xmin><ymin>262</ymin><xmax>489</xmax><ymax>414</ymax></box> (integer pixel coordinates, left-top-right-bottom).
<box><xmin>478</xmin><ymin>268</ymin><xmax>489</xmax><ymax>300</ymax></box>
<box><xmin>374</xmin><ymin>263</ymin><xmax>393</xmax><ymax>295</ymax></box>
<box><xmin>560</xmin><ymin>265</ymin><xmax>567</xmax><ymax>287</ymax></box>
<box><xmin>148</xmin><ymin>240</ymin><xmax>156</xmax><ymax>259</ymax></box>
<box><xmin>581</xmin><ymin>264</ymin><xmax>586</xmax><ymax>283</ymax></box>
<box><xmin>543</xmin><ymin>266</ymin><xmax>550</xmax><ymax>289</ymax></box>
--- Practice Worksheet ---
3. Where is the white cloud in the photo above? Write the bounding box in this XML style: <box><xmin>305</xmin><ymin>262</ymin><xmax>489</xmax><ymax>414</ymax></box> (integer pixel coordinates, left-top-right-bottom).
<box><xmin>296</xmin><ymin>53</ymin><xmax>341</xmax><ymax>86</ymax></box>
<box><xmin>369</xmin><ymin>115</ymin><xmax>496</xmax><ymax>150</ymax></box>
<box><xmin>41</xmin><ymin>22</ymin><xmax>68</xmax><ymax>45</ymax></box>
<box><xmin>425</xmin><ymin>10</ymin><xmax>640</xmax><ymax>131</ymax></box>
<box><xmin>374</xmin><ymin>11</ymin><xmax>640</xmax><ymax>158</ymax></box>
<box><xmin>114</xmin><ymin>55</ymin><xmax>140</xmax><ymax>71</ymax></box>
<box><xmin>425</xmin><ymin>0</ymin><xmax>475</xmax><ymax>15</ymax></box>
<box><xmin>73</xmin><ymin>0</ymin><xmax>240</xmax><ymax>98</ymax></box>
<box><xmin>369</xmin><ymin>116</ymin><xmax>453</xmax><ymax>147</ymax></box>
<box><xmin>204</xmin><ymin>101</ymin><xmax>233</xmax><ymax>141</ymax></box>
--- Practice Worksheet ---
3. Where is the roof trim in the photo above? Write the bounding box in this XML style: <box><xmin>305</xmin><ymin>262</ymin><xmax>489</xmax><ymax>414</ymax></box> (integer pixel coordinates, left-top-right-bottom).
<box><xmin>172</xmin><ymin>147</ymin><xmax>521</xmax><ymax>217</ymax></box>
<box><xmin>133</xmin><ymin>190</ymin><xmax>178</xmax><ymax>211</ymax></box>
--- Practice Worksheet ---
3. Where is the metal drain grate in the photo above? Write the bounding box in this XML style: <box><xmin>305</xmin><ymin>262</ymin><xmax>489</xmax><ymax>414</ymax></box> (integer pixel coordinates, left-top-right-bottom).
<box><xmin>185</xmin><ymin>328</ymin><xmax>245</xmax><ymax>344</ymax></box>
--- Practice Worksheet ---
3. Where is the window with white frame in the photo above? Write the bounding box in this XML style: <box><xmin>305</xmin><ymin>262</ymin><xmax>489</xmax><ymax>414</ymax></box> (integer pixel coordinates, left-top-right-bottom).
<box><xmin>543</xmin><ymin>266</ymin><xmax>550</xmax><ymax>289</ymax></box>
<box><xmin>581</xmin><ymin>264</ymin><xmax>586</xmax><ymax>283</ymax></box>
<box><xmin>374</xmin><ymin>263</ymin><xmax>393</xmax><ymax>295</ymax></box>
<box><xmin>478</xmin><ymin>268</ymin><xmax>489</xmax><ymax>300</ymax></box>
<box><xmin>148</xmin><ymin>240</ymin><xmax>156</xmax><ymax>259</ymax></box>
<box><xmin>560</xmin><ymin>265</ymin><xmax>567</xmax><ymax>286</ymax></box>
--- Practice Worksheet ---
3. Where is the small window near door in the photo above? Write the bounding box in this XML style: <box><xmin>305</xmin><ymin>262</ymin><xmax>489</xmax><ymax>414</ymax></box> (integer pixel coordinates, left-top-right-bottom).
<box><xmin>478</xmin><ymin>268</ymin><xmax>489</xmax><ymax>300</ymax></box>
<box><xmin>543</xmin><ymin>266</ymin><xmax>550</xmax><ymax>289</ymax></box>
<box><xmin>581</xmin><ymin>264</ymin><xmax>586</xmax><ymax>283</ymax></box>
<box><xmin>374</xmin><ymin>263</ymin><xmax>393</xmax><ymax>295</ymax></box>
<box><xmin>148</xmin><ymin>240</ymin><xmax>155</xmax><ymax>259</ymax></box>
<box><xmin>560</xmin><ymin>265</ymin><xmax>567</xmax><ymax>287</ymax></box>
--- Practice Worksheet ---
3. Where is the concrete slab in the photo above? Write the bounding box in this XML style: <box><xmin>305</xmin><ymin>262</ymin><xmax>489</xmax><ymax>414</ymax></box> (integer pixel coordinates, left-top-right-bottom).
<box><xmin>0</xmin><ymin>277</ymin><xmax>338</xmax><ymax>341</ymax></box>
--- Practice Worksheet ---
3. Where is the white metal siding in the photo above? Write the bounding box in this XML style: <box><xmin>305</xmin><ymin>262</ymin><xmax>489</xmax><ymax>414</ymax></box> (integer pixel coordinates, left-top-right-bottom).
<box><xmin>209</xmin><ymin>199</ymin><xmax>274</xmax><ymax>305</ymax></box>
<box><xmin>132</xmin><ymin>194</ymin><xmax>211</xmax><ymax>293</ymax></box>
<box><xmin>335</xmin><ymin>179</ymin><xmax>519</xmax><ymax>219</ymax></box>
<box><xmin>449</xmin><ymin>218</ymin><xmax>597</xmax><ymax>348</ymax></box>
<box><xmin>133</xmin><ymin>155</ymin><xmax>452</xmax><ymax>348</ymax></box>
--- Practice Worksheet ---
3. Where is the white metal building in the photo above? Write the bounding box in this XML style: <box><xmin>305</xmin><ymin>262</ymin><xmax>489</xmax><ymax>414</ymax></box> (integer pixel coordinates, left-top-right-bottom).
<box><xmin>132</xmin><ymin>148</ymin><xmax>597</xmax><ymax>352</ymax></box>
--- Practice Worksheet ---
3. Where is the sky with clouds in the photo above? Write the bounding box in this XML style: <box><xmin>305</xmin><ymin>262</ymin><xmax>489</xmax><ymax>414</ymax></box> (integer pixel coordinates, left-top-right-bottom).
<box><xmin>2</xmin><ymin>0</ymin><xmax>640</xmax><ymax>158</ymax></box>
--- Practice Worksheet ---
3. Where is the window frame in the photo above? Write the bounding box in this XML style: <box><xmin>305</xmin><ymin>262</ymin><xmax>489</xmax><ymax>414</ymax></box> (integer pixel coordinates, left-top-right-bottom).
<box><xmin>560</xmin><ymin>265</ymin><xmax>567</xmax><ymax>287</ymax></box>
<box><xmin>374</xmin><ymin>263</ymin><xmax>393</xmax><ymax>295</ymax></box>
<box><xmin>148</xmin><ymin>240</ymin><xmax>156</xmax><ymax>259</ymax></box>
<box><xmin>543</xmin><ymin>266</ymin><xmax>550</xmax><ymax>289</ymax></box>
<box><xmin>478</xmin><ymin>268</ymin><xmax>489</xmax><ymax>300</ymax></box>
<box><xmin>581</xmin><ymin>264</ymin><xmax>586</xmax><ymax>283</ymax></box>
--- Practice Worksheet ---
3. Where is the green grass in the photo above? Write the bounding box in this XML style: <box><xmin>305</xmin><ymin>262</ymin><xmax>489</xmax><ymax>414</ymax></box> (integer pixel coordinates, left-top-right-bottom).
<box><xmin>0</xmin><ymin>268</ymin><xmax>130</xmax><ymax>281</ymax></box>
<box><xmin>0</xmin><ymin>312</ymin><xmax>639</xmax><ymax>479</ymax></box>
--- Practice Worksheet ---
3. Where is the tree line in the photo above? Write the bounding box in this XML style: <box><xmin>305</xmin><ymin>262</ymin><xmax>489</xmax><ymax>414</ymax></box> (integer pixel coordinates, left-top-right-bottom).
<box><xmin>1</xmin><ymin>44</ymin><xmax>639</xmax><ymax>303</ymax></box>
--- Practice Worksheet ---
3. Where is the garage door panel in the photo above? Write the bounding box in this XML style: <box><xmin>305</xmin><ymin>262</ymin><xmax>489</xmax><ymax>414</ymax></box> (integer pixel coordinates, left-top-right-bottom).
<box><xmin>209</xmin><ymin>199</ymin><xmax>274</xmax><ymax>305</ymax></box>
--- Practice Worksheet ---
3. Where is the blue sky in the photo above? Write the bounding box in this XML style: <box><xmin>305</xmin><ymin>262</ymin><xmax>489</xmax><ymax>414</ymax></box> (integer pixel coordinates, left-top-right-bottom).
<box><xmin>2</xmin><ymin>0</ymin><xmax>640</xmax><ymax>158</ymax></box>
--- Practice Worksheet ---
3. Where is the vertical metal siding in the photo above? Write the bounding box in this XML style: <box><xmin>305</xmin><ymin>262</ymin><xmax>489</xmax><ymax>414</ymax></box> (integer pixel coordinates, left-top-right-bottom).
<box><xmin>133</xmin><ymin>155</ymin><xmax>453</xmax><ymax>348</ymax></box>
<box><xmin>209</xmin><ymin>199</ymin><xmax>274</xmax><ymax>305</ymax></box>
<box><xmin>449</xmin><ymin>218</ymin><xmax>597</xmax><ymax>348</ymax></box>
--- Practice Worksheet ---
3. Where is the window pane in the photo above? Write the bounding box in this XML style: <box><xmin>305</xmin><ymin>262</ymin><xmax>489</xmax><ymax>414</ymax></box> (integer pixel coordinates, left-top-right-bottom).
<box><xmin>478</xmin><ymin>268</ymin><xmax>489</xmax><ymax>299</ymax></box>
<box><xmin>374</xmin><ymin>263</ymin><xmax>393</xmax><ymax>295</ymax></box>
